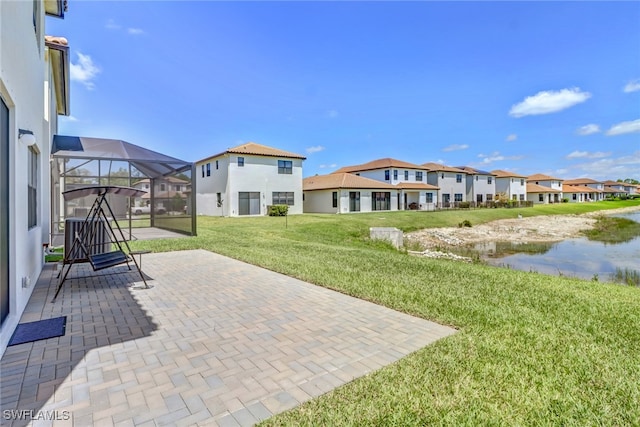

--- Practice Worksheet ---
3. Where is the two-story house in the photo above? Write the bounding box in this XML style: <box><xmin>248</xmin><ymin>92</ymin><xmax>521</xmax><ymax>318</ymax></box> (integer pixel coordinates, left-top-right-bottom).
<box><xmin>196</xmin><ymin>142</ymin><xmax>305</xmax><ymax>216</ymax></box>
<box><xmin>422</xmin><ymin>163</ymin><xmax>468</xmax><ymax>207</ymax></box>
<box><xmin>526</xmin><ymin>173</ymin><xmax>563</xmax><ymax>204</ymax></box>
<box><xmin>333</xmin><ymin>158</ymin><xmax>439</xmax><ymax>210</ymax></box>
<box><xmin>563</xmin><ymin>178</ymin><xmax>604</xmax><ymax>202</ymax></box>
<box><xmin>491</xmin><ymin>170</ymin><xmax>527</xmax><ymax>202</ymax></box>
<box><xmin>1</xmin><ymin>0</ymin><xmax>70</xmax><ymax>356</ymax></box>
<box><xmin>456</xmin><ymin>166</ymin><xmax>496</xmax><ymax>205</ymax></box>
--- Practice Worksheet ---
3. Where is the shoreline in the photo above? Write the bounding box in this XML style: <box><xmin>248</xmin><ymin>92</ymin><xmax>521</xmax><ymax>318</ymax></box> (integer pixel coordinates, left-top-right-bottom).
<box><xmin>405</xmin><ymin>205</ymin><xmax>640</xmax><ymax>256</ymax></box>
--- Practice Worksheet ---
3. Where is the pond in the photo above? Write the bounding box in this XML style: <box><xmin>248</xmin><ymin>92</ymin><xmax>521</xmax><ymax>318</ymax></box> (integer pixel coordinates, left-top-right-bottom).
<box><xmin>477</xmin><ymin>211</ymin><xmax>640</xmax><ymax>285</ymax></box>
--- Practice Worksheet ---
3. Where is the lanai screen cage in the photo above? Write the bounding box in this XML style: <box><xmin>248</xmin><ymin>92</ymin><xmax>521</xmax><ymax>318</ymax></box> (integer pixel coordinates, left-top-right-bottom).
<box><xmin>51</xmin><ymin>136</ymin><xmax>196</xmax><ymax>245</ymax></box>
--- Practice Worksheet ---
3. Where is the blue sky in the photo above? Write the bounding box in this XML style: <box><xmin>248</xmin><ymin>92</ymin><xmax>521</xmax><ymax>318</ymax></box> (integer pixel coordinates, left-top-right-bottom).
<box><xmin>47</xmin><ymin>1</ymin><xmax>640</xmax><ymax>180</ymax></box>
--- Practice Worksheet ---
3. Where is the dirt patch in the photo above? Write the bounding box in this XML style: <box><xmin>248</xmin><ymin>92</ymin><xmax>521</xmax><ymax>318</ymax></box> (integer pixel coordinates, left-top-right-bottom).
<box><xmin>406</xmin><ymin>206</ymin><xmax>640</xmax><ymax>250</ymax></box>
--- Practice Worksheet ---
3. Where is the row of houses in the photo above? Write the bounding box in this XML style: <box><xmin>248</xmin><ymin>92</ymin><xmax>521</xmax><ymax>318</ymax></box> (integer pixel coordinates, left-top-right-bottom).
<box><xmin>194</xmin><ymin>143</ymin><xmax>639</xmax><ymax>216</ymax></box>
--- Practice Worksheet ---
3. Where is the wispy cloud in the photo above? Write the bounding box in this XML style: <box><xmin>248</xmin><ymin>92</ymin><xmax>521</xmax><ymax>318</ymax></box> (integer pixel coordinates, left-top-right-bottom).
<box><xmin>509</xmin><ymin>87</ymin><xmax>591</xmax><ymax>118</ymax></box>
<box><xmin>70</xmin><ymin>52</ymin><xmax>100</xmax><ymax>90</ymax></box>
<box><xmin>105</xmin><ymin>19</ymin><xmax>121</xmax><ymax>30</ymax></box>
<box><xmin>61</xmin><ymin>115</ymin><xmax>78</xmax><ymax>122</ymax></box>
<box><xmin>505</xmin><ymin>134</ymin><xmax>517</xmax><ymax>142</ymax></box>
<box><xmin>606</xmin><ymin>119</ymin><xmax>640</xmax><ymax>136</ymax></box>
<box><xmin>319</xmin><ymin>163</ymin><xmax>337</xmax><ymax>169</ymax></box>
<box><xmin>623</xmin><ymin>79</ymin><xmax>640</xmax><ymax>93</ymax></box>
<box><xmin>326</xmin><ymin>110</ymin><xmax>339</xmax><ymax>119</ymax></box>
<box><xmin>570</xmin><ymin>151</ymin><xmax>640</xmax><ymax>180</ymax></box>
<box><xmin>106</xmin><ymin>19</ymin><xmax>145</xmax><ymax>35</ymax></box>
<box><xmin>442</xmin><ymin>144</ymin><xmax>469</xmax><ymax>152</ymax></box>
<box><xmin>566</xmin><ymin>151</ymin><xmax>610</xmax><ymax>159</ymax></box>
<box><xmin>128</xmin><ymin>28</ymin><xmax>145</xmax><ymax>35</ymax></box>
<box><xmin>306</xmin><ymin>145</ymin><xmax>325</xmax><ymax>154</ymax></box>
<box><xmin>576</xmin><ymin>124</ymin><xmax>601</xmax><ymax>135</ymax></box>
<box><xmin>476</xmin><ymin>151</ymin><xmax>524</xmax><ymax>165</ymax></box>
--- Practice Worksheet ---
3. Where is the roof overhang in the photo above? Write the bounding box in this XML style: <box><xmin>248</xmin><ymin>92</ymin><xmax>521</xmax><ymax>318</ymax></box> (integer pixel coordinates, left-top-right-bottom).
<box><xmin>45</xmin><ymin>0</ymin><xmax>67</xmax><ymax>18</ymax></box>
<box><xmin>45</xmin><ymin>38</ymin><xmax>70</xmax><ymax>116</ymax></box>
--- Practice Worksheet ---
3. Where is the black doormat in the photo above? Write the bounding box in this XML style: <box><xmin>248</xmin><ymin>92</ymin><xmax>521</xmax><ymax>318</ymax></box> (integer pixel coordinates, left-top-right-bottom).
<box><xmin>8</xmin><ymin>316</ymin><xmax>67</xmax><ymax>346</ymax></box>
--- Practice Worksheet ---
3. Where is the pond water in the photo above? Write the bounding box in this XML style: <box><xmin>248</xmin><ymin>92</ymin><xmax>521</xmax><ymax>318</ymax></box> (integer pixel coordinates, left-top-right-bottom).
<box><xmin>477</xmin><ymin>211</ymin><xmax>640</xmax><ymax>284</ymax></box>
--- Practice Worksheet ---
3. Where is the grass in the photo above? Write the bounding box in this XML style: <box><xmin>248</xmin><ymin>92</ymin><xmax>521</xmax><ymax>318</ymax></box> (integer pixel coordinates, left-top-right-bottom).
<box><xmin>130</xmin><ymin>200</ymin><xmax>640</xmax><ymax>425</ymax></box>
<box><xmin>582</xmin><ymin>215</ymin><xmax>640</xmax><ymax>244</ymax></box>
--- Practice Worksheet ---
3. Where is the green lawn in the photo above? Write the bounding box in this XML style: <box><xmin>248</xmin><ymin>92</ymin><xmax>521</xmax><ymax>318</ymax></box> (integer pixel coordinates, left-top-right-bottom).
<box><xmin>131</xmin><ymin>200</ymin><xmax>640</xmax><ymax>425</ymax></box>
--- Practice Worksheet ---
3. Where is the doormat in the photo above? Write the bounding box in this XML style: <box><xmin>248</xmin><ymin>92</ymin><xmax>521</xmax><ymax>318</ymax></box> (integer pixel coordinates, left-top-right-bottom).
<box><xmin>8</xmin><ymin>316</ymin><xmax>67</xmax><ymax>346</ymax></box>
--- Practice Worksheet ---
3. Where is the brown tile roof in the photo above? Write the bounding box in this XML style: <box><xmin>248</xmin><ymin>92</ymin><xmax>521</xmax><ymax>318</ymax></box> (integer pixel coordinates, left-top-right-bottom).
<box><xmin>395</xmin><ymin>182</ymin><xmax>440</xmax><ymax>190</ymax></box>
<box><xmin>527</xmin><ymin>173</ymin><xmax>563</xmax><ymax>181</ymax></box>
<box><xmin>421</xmin><ymin>162</ymin><xmax>467</xmax><ymax>173</ymax></box>
<box><xmin>333</xmin><ymin>158</ymin><xmax>428</xmax><ymax>174</ymax></box>
<box><xmin>526</xmin><ymin>183</ymin><xmax>561</xmax><ymax>193</ymax></box>
<box><xmin>491</xmin><ymin>169</ymin><xmax>527</xmax><ymax>178</ymax></box>
<box><xmin>303</xmin><ymin>173</ymin><xmax>396</xmax><ymax>191</ymax></box>
<box><xmin>44</xmin><ymin>36</ymin><xmax>68</xmax><ymax>46</ymax></box>
<box><xmin>602</xmin><ymin>180</ymin><xmax>623</xmax><ymax>186</ymax></box>
<box><xmin>199</xmin><ymin>142</ymin><xmax>306</xmax><ymax>162</ymax></box>
<box><xmin>563</xmin><ymin>184</ymin><xmax>599</xmax><ymax>193</ymax></box>
<box><xmin>563</xmin><ymin>178</ymin><xmax>602</xmax><ymax>185</ymax></box>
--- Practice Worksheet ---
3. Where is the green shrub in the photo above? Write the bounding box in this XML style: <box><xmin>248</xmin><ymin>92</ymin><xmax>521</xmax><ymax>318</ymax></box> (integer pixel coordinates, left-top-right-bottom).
<box><xmin>458</xmin><ymin>219</ymin><xmax>472</xmax><ymax>228</ymax></box>
<box><xmin>459</xmin><ymin>201</ymin><xmax>471</xmax><ymax>209</ymax></box>
<box><xmin>268</xmin><ymin>205</ymin><xmax>289</xmax><ymax>216</ymax></box>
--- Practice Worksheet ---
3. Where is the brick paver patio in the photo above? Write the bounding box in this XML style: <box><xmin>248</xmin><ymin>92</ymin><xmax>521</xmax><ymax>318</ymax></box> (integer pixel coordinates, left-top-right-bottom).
<box><xmin>1</xmin><ymin>249</ymin><xmax>456</xmax><ymax>426</ymax></box>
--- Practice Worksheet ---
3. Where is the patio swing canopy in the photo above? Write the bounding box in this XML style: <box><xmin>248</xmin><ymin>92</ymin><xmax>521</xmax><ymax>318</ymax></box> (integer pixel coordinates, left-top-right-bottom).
<box><xmin>62</xmin><ymin>185</ymin><xmax>147</xmax><ymax>201</ymax></box>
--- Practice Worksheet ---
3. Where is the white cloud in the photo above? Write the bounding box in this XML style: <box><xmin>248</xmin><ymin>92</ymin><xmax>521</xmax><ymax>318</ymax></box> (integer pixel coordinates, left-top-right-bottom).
<box><xmin>606</xmin><ymin>119</ymin><xmax>640</xmax><ymax>136</ymax></box>
<box><xmin>623</xmin><ymin>79</ymin><xmax>640</xmax><ymax>93</ymax></box>
<box><xmin>70</xmin><ymin>52</ymin><xmax>100</xmax><ymax>90</ymax></box>
<box><xmin>442</xmin><ymin>144</ymin><xmax>469</xmax><ymax>152</ymax></box>
<box><xmin>476</xmin><ymin>151</ymin><xmax>524</xmax><ymax>165</ymax></box>
<box><xmin>128</xmin><ymin>28</ymin><xmax>145</xmax><ymax>35</ymax></box>
<box><xmin>306</xmin><ymin>145</ymin><xmax>325</xmax><ymax>154</ymax></box>
<box><xmin>570</xmin><ymin>151</ymin><xmax>640</xmax><ymax>180</ymax></box>
<box><xmin>576</xmin><ymin>124</ymin><xmax>601</xmax><ymax>135</ymax></box>
<box><xmin>508</xmin><ymin>88</ymin><xmax>591</xmax><ymax>118</ymax></box>
<box><xmin>326</xmin><ymin>110</ymin><xmax>339</xmax><ymax>119</ymax></box>
<box><xmin>505</xmin><ymin>134</ymin><xmax>517</xmax><ymax>142</ymax></box>
<box><xmin>319</xmin><ymin>163</ymin><xmax>337</xmax><ymax>169</ymax></box>
<box><xmin>566</xmin><ymin>151</ymin><xmax>610</xmax><ymax>159</ymax></box>
<box><xmin>105</xmin><ymin>19</ymin><xmax>121</xmax><ymax>30</ymax></box>
<box><xmin>61</xmin><ymin>115</ymin><xmax>78</xmax><ymax>122</ymax></box>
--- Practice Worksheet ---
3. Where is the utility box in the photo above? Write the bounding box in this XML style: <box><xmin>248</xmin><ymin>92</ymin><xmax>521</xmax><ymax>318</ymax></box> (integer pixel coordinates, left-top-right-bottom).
<box><xmin>370</xmin><ymin>227</ymin><xmax>403</xmax><ymax>249</ymax></box>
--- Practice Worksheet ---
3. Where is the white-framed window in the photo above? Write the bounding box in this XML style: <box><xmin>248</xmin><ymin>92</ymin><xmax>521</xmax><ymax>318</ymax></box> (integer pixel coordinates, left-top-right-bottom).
<box><xmin>28</xmin><ymin>146</ymin><xmax>38</xmax><ymax>228</ymax></box>
<box><xmin>519</xmin><ymin>194</ymin><xmax>525</xmax><ymax>201</ymax></box>
<box><xmin>488</xmin><ymin>176</ymin><xmax>492</xmax><ymax>184</ymax></box>
<box><xmin>278</xmin><ymin>160</ymin><xmax>292</xmax><ymax>174</ymax></box>
<box><xmin>454</xmin><ymin>193</ymin><xmax>463</xmax><ymax>202</ymax></box>
<box><xmin>404</xmin><ymin>171</ymin><xmax>409</xmax><ymax>180</ymax></box>
<box><xmin>206</xmin><ymin>163</ymin><xmax>211</xmax><ymax>177</ymax></box>
<box><xmin>272</xmin><ymin>191</ymin><xmax>294</xmax><ymax>205</ymax></box>
<box><xmin>416</xmin><ymin>171</ymin><xmax>423</xmax><ymax>181</ymax></box>
<box><xmin>456</xmin><ymin>174</ymin><xmax>462</xmax><ymax>183</ymax></box>
<box><xmin>238</xmin><ymin>157</ymin><xmax>244</xmax><ymax>167</ymax></box>
<box><xmin>393</xmin><ymin>170</ymin><xmax>398</xmax><ymax>180</ymax></box>
<box><xmin>332</xmin><ymin>191</ymin><xmax>338</xmax><ymax>208</ymax></box>
<box><xmin>425</xmin><ymin>192</ymin><xmax>433</xmax><ymax>203</ymax></box>
<box><xmin>538</xmin><ymin>194</ymin><xmax>544</xmax><ymax>202</ymax></box>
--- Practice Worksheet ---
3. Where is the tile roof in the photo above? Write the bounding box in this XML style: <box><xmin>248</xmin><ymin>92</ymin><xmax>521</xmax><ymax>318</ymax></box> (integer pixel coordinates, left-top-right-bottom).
<box><xmin>44</xmin><ymin>36</ymin><xmax>68</xmax><ymax>47</ymax></box>
<box><xmin>332</xmin><ymin>158</ymin><xmax>429</xmax><ymax>174</ymax></box>
<box><xmin>454</xmin><ymin>166</ymin><xmax>493</xmax><ymax>175</ymax></box>
<box><xmin>526</xmin><ymin>183</ymin><xmax>561</xmax><ymax>193</ymax></box>
<box><xmin>199</xmin><ymin>142</ymin><xmax>306</xmax><ymax>162</ymax></box>
<box><xmin>303</xmin><ymin>173</ymin><xmax>396</xmax><ymax>191</ymax></box>
<box><xmin>527</xmin><ymin>173</ymin><xmax>563</xmax><ymax>181</ymax></box>
<box><xmin>563</xmin><ymin>184</ymin><xmax>599</xmax><ymax>193</ymax></box>
<box><xmin>563</xmin><ymin>178</ymin><xmax>602</xmax><ymax>185</ymax></box>
<box><xmin>395</xmin><ymin>182</ymin><xmax>440</xmax><ymax>190</ymax></box>
<box><xmin>421</xmin><ymin>162</ymin><xmax>467</xmax><ymax>173</ymax></box>
<box><xmin>602</xmin><ymin>180</ymin><xmax>624</xmax><ymax>186</ymax></box>
<box><xmin>491</xmin><ymin>169</ymin><xmax>527</xmax><ymax>178</ymax></box>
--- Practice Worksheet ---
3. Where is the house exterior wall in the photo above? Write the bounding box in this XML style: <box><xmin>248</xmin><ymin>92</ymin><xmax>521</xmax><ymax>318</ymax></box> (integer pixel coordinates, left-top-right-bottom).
<box><xmin>466</xmin><ymin>174</ymin><xmax>495</xmax><ymax>203</ymax></box>
<box><xmin>304</xmin><ymin>189</ymin><xmax>399</xmax><ymax>213</ymax></box>
<box><xmin>527</xmin><ymin>192</ymin><xmax>555</xmax><ymax>204</ymax></box>
<box><xmin>427</xmin><ymin>171</ymin><xmax>467</xmax><ymax>203</ymax></box>
<box><xmin>196</xmin><ymin>154</ymin><xmax>303</xmax><ymax>216</ymax></box>
<box><xmin>495</xmin><ymin>177</ymin><xmax>527</xmax><ymax>201</ymax></box>
<box><xmin>357</xmin><ymin>168</ymin><xmax>427</xmax><ymax>186</ymax></box>
<box><xmin>0</xmin><ymin>1</ymin><xmax>59</xmax><ymax>355</ymax></box>
<box><xmin>303</xmin><ymin>190</ymin><xmax>338</xmax><ymax>213</ymax></box>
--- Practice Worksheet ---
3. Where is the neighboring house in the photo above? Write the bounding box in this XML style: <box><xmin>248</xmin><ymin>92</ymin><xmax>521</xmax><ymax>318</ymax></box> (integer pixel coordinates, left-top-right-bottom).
<box><xmin>491</xmin><ymin>169</ymin><xmax>527</xmax><ymax>202</ymax></box>
<box><xmin>333</xmin><ymin>158</ymin><xmax>438</xmax><ymax>210</ymax></box>
<box><xmin>132</xmin><ymin>176</ymin><xmax>190</xmax><ymax>212</ymax></box>
<box><xmin>563</xmin><ymin>178</ymin><xmax>604</xmax><ymax>201</ymax></box>
<box><xmin>456</xmin><ymin>166</ymin><xmax>496</xmax><ymax>205</ymax></box>
<box><xmin>422</xmin><ymin>163</ymin><xmax>468</xmax><ymax>206</ymax></box>
<box><xmin>1</xmin><ymin>0</ymin><xmax>70</xmax><ymax>356</ymax></box>
<box><xmin>527</xmin><ymin>174</ymin><xmax>564</xmax><ymax>203</ymax></box>
<box><xmin>196</xmin><ymin>142</ymin><xmax>305</xmax><ymax>216</ymax></box>
<box><xmin>562</xmin><ymin>184</ymin><xmax>596</xmax><ymax>203</ymax></box>
<box><xmin>602</xmin><ymin>180</ymin><xmax>628</xmax><ymax>198</ymax></box>
<box><xmin>303</xmin><ymin>173</ymin><xmax>398</xmax><ymax>213</ymax></box>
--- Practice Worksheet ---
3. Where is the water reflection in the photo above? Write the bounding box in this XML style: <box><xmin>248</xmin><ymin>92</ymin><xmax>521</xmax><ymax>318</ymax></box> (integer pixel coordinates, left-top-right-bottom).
<box><xmin>474</xmin><ymin>211</ymin><xmax>640</xmax><ymax>285</ymax></box>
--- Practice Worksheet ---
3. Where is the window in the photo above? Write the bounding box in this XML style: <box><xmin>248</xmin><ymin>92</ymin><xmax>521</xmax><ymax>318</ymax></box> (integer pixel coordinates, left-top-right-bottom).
<box><xmin>238</xmin><ymin>157</ymin><xmax>244</xmax><ymax>167</ymax></box>
<box><xmin>160</xmin><ymin>183</ymin><xmax>166</xmax><ymax>191</ymax></box>
<box><xmin>272</xmin><ymin>192</ymin><xmax>294</xmax><ymax>205</ymax></box>
<box><xmin>488</xmin><ymin>176</ymin><xmax>492</xmax><ymax>184</ymax></box>
<box><xmin>539</xmin><ymin>194</ymin><xmax>544</xmax><ymax>202</ymax></box>
<box><xmin>385</xmin><ymin>170</ymin><xmax>390</xmax><ymax>181</ymax></box>
<box><xmin>519</xmin><ymin>195</ymin><xmax>525</xmax><ymax>201</ymax></box>
<box><xmin>454</xmin><ymin>193</ymin><xmax>463</xmax><ymax>202</ymax></box>
<box><xmin>573</xmin><ymin>194</ymin><xmax>577</xmax><ymax>200</ymax></box>
<box><xmin>216</xmin><ymin>193</ymin><xmax>222</xmax><ymax>207</ymax></box>
<box><xmin>456</xmin><ymin>174</ymin><xmax>462</xmax><ymax>183</ymax></box>
<box><xmin>372</xmin><ymin>192</ymin><xmax>390</xmax><ymax>211</ymax></box>
<box><xmin>512</xmin><ymin>195</ymin><xmax>517</xmax><ymax>200</ymax></box>
<box><xmin>487</xmin><ymin>194</ymin><xmax>493</xmax><ymax>201</ymax></box>
<box><xmin>403</xmin><ymin>171</ymin><xmax>408</xmax><ymax>180</ymax></box>
<box><xmin>175</xmin><ymin>185</ymin><xmax>182</xmax><ymax>191</ymax></box>
<box><xmin>332</xmin><ymin>191</ymin><xmax>338</xmax><ymax>208</ymax></box>
<box><xmin>425</xmin><ymin>192</ymin><xmax>433</xmax><ymax>203</ymax></box>
<box><xmin>441</xmin><ymin>173</ymin><xmax>445</xmax><ymax>179</ymax></box>
<box><xmin>349</xmin><ymin>192</ymin><xmax>360</xmax><ymax>212</ymax></box>
<box><xmin>475</xmin><ymin>176</ymin><xmax>478</xmax><ymax>181</ymax></box>
<box><xmin>278</xmin><ymin>160</ymin><xmax>292</xmax><ymax>174</ymax></box>
<box><xmin>215</xmin><ymin>160</ymin><xmax>219</xmax><ymax>170</ymax></box>
<box><xmin>520</xmin><ymin>179</ymin><xmax>525</xmax><ymax>186</ymax></box>
<box><xmin>28</xmin><ymin>146</ymin><xmax>38</xmax><ymax>228</ymax></box>
<box><xmin>393</xmin><ymin>170</ymin><xmax>398</xmax><ymax>180</ymax></box>
<box><xmin>416</xmin><ymin>171</ymin><xmax>423</xmax><ymax>181</ymax></box>
<box><xmin>201</xmin><ymin>164</ymin><xmax>205</xmax><ymax>178</ymax></box>
<box><xmin>206</xmin><ymin>163</ymin><xmax>210</xmax><ymax>177</ymax></box>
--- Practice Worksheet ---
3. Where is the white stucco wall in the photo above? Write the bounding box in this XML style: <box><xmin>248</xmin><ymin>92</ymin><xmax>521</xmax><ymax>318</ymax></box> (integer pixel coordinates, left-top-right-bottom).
<box><xmin>427</xmin><ymin>171</ymin><xmax>467</xmax><ymax>203</ymax></box>
<box><xmin>495</xmin><ymin>177</ymin><xmax>527</xmax><ymax>200</ymax></box>
<box><xmin>305</xmin><ymin>189</ymin><xmax>398</xmax><ymax>213</ymax></box>
<box><xmin>0</xmin><ymin>1</ymin><xmax>57</xmax><ymax>355</ymax></box>
<box><xmin>303</xmin><ymin>190</ymin><xmax>339</xmax><ymax>213</ymax></box>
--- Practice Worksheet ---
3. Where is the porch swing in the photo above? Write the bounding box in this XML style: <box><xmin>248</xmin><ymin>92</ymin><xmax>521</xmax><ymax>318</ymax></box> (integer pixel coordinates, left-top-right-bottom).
<box><xmin>52</xmin><ymin>185</ymin><xmax>149</xmax><ymax>302</ymax></box>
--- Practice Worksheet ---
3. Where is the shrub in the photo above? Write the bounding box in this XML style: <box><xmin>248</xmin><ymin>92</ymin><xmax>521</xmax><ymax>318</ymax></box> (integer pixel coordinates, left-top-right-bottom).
<box><xmin>268</xmin><ymin>205</ymin><xmax>289</xmax><ymax>216</ymax></box>
<box><xmin>458</xmin><ymin>219</ymin><xmax>472</xmax><ymax>228</ymax></box>
<box><xmin>562</xmin><ymin>198</ymin><xmax>569</xmax><ymax>203</ymax></box>
<box><xmin>459</xmin><ymin>201</ymin><xmax>471</xmax><ymax>209</ymax></box>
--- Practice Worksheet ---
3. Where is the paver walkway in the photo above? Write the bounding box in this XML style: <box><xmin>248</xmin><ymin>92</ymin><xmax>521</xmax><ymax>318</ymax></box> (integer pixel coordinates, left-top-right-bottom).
<box><xmin>1</xmin><ymin>249</ymin><xmax>456</xmax><ymax>426</ymax></box>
